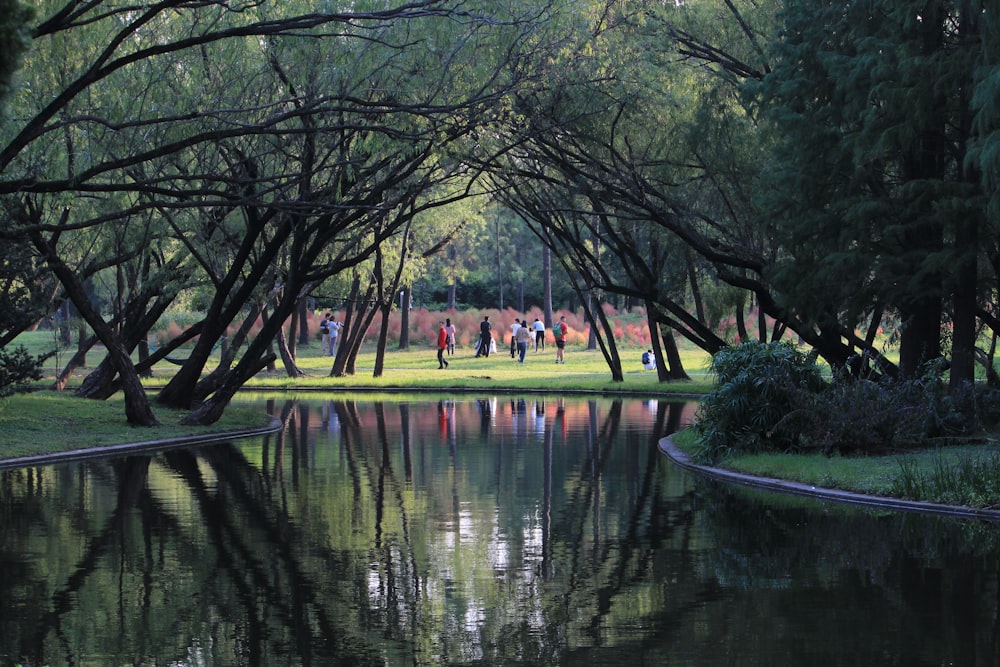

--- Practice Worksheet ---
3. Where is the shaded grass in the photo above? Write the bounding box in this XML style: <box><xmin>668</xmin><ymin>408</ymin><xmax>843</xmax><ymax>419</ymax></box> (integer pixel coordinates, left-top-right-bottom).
<box><xmin>0</xmin><ymin>391</ymin><xmax>266</xmax><ymax>459</ymax></box>
<box><xmin>671</xmin><ymin>428</ymin><xmax>1000</xmax><ymax>509</ymax></box>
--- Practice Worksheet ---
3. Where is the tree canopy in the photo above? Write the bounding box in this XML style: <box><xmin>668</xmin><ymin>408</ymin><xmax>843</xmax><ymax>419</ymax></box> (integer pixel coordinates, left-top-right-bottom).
<box><xmin>2</xmin><ymin>0</ymin><xmax>998</xmax><ymax>424</ymax></box>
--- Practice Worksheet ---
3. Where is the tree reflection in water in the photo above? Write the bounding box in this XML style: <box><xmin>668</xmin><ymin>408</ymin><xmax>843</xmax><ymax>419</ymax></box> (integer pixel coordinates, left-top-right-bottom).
<box><xmin>2</xmin><ymin>396</ymin><xmax>1000</xmax><ymax>666</ymax></box>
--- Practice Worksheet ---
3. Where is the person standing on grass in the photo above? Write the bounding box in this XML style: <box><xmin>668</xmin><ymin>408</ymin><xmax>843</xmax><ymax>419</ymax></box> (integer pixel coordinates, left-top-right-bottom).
<box><xmin>532</xmin><ymin>318</ymin><xmax>544</xmax><ymax>351</ymax></box>
<box><xmin>515</xmin><ymin>320</ymin><xmax>531</xmax><ymax>363</ymax></box>
<box><xmin>510</xmin><ymin>318</ymin><xmax>521</xmax><ymax>358</ymax></box>
<box><xmin>320</xmin><ymin>313</ymin><xmax>331</xmax><ymax>354</ymax></box>
<box><xmin>553</xmin><ymin>315</ymin><xmax>568</xmax><ymax>364</ymax></box>
<box><xmin>328</xmin><ymin>315</ymin><xmax>342</xmax><ymax>356</ymax></box>
<box><xmin>477</xmin><ymin>315</ymin><xmax>492</xmax><ymax>357</ymax></box>
<box><xmin>437</xmin><ymin>322</ymin><xmax>450</xmax><ymax>369</ymax></box>
<box><xmin>445</xmin><ymin>318</ymin><xmax>456</xmax><ymax>355</ymax></box>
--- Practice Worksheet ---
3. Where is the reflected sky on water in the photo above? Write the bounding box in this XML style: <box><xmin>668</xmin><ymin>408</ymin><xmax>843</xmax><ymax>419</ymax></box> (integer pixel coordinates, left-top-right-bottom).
<box><xmin>2</xmin><ymin>394</ymin><xmax>1000</xmax><ymax>666</ymax></box>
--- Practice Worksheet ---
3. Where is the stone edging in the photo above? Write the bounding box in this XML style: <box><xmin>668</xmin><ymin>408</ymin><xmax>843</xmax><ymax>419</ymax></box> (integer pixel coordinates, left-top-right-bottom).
<box><xmin>0</xmin><ymin>416</ymin><xmax>284</xmax><ymax>471</ymax></box>
<box><xmin>658</xmin><ymin>433</ymin><xmax>1000</xmax><ymax>522</ymax></box>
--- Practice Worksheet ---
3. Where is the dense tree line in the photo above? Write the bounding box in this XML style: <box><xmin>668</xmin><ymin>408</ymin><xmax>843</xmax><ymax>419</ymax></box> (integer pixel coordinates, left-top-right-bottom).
<box><xmin>1</xmin><ymin>0</ymin><xmax>997</xmax><ymax>424</ymax></box>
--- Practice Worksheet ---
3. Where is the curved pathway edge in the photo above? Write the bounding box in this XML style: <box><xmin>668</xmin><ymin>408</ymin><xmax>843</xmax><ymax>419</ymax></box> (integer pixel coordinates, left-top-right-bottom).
<box><xmin>0</xmin><ymin>416</ymin><xmax>283</xmax><ymax>471</ymax></box>
<box><xmin>658</xmin><ymin>433</ymin><xmax>1000</xmax><ymax>523</ymax></box>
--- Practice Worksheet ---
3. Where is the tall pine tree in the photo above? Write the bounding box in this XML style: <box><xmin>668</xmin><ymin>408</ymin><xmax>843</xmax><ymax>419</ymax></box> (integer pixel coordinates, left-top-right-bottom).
<box><xmin>753</xmin><ymin>0</ymin><xmax>990</xmax><ymax>384</ymax></box>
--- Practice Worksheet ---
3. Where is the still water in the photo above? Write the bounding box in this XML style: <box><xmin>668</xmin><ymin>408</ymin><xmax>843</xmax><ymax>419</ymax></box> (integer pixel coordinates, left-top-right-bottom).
<box><xmin>2</xmin><ymin>394</ymin><xmax>999</xmax><ymax>666</ymax></box>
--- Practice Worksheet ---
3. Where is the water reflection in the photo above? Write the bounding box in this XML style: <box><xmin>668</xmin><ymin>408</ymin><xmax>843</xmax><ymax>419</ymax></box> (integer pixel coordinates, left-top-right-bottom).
<box><xmin>2</xmin><ymin>396</ymin><xmax>1000</xmax><ymax>666</ymax></box>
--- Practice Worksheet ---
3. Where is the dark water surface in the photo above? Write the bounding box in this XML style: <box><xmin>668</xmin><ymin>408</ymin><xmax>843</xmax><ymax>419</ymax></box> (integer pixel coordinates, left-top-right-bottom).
<box><xmin>2</xmin><ymin>394</ymin><xmax>1000</xmax><ymax>666</ymax></box>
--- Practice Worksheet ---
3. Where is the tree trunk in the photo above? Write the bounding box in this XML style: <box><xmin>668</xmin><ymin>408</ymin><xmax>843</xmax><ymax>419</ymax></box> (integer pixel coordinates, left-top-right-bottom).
<box><xmin>542</xmin><ymin>245</ymin><xmax>553</xmax><ymax>327</ymax></box>
<box><xmin>735</xmin><ymin>304</ymin><xmax>749</xmax><ymax>344</ymax></box>
<box><xmin>580</xmin><ymin>288</ymin><xmax>623</xmax><ymax>381</ymax></box>
<box><xmin>686</xmin><ymin>248</ymin><xmax>705</xmax><ymax>324</ymax></box>
<box><xmin>659</xmin><ymin>329</ymin><xmax>690</xmax><ymax>381</ymax></box>
<box><xmin>374</xmin><ymin>303</ymin><xmax>392</xmax><ymax>377</ymax></box>
<box><xmin>277</xmin><ymin>326</ymin><xmax>305</xmax><ymax>378</ymax></box>
<box><xmin>297</xmin><ymin>297</ymin><xmax>311</xmax><ymax>346</ymax></box>
<box><xmin>398</xmin><ymin>285</ymin><xmax>411</xmax><ymax>350</ymax></box>
<box><xmin>30</xmin><ymin>231</ymin><xmax>159</xmax><ymax>426</ymax></box>
<box><xmin>192</xmin><ymin>301</ymin><xmax>261</xmax><ymax>402</ymax></box>
<box><xmin>53</xmin><ymin>334</ymin><xmax>97</xmax><ymax>391</ymax></box>
<box><xmin>586</xmin><ymin>291</ymin><xmax>597</xmax><ymax>351</ymax></box>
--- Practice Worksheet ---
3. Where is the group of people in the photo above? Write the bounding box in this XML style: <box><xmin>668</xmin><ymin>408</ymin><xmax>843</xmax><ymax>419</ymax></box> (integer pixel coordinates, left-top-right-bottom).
<box><xmin>437</xmin><ymin>317</ymin><xmax>457</xmax><ymax>368</ymax></box>
<box><xmin>438</xmin><ymin>314</ymin><xmax>569</xmax><ymax>368</ymax></box>
<box><xmin>319</xmin><ymin>313</ymin><xmax>341</xmax><ymax>356</ymax></box>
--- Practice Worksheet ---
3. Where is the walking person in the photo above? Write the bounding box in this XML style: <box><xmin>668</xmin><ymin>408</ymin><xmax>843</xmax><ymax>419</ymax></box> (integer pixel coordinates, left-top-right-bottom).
<box><xmin>445</xmin><ymin>318</ymin><xmax>456</xmax><ymax>355</ymax></box>
<box><xmin>437</xmin><ymin>321</ymin><xmax>450</xmax><ymax>369</ymax></box>
<box><xmin>476</xmin><ymin>315</ymin><xmax>492</xmax><ymax>357</ymax></box>
<box><xmin>532</xmin><ymin>318</ymin><xmax>545</xmax><ymax>351</ymax></box>
<box><xmin>515</xmin><ymin>319</ymin><xmax>531</xmax><ymax>363</ymax></box>
<box><xmin>553</xmin><ymin>315</ymin><xmax>568</xmax><ymax>363</ymax></box>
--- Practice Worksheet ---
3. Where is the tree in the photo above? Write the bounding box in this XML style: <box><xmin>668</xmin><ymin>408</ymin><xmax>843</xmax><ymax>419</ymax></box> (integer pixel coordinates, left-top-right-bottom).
<box><xmin>2</xmin><ymin>0</ymin><xmax>547</xmax><ymax>425</ymax></box>
<box><xmin>753</xmin><ymin>0</ymin><xmax>993</xmax><ymax>385</ymax></box>
<box><xmin>0</xmin><ymin>0</ymin><xmax>32</xmax><ymax>114</ymax></box>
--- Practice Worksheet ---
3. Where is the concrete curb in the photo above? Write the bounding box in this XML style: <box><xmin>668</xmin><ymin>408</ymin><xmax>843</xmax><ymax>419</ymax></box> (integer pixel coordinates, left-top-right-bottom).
<box><xmin>658</xmin><ymin>433</ymin><xmax>1000</xmax><ymax>523</ymax></box>
<box><xmin>0</xmin><ymin>416</ymin><xmax>283</xmax><ymax>471</ymax></box>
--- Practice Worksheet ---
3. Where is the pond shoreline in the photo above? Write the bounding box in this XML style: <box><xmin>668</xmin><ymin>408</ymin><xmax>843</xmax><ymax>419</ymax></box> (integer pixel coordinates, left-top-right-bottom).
<box><xmin>658</xmin><ymin>433</ymin><xmax>1000</xmax><ymax>523</ymax></box>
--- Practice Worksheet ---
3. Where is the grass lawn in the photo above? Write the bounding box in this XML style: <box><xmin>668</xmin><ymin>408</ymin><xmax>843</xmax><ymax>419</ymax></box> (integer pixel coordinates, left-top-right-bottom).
<box><xmin>0</xmin><ymin>332</ymin><xmax>712</xmax><ymax>464</ymax></box>
<box><xmin>0</xmin><ymin>391</ymin><xmax>266</xmax><ymax>460</ymax></box>
<box><xmin>670</xmin><ymin>428</ymin><xmax>1000</xmax><ymax>510</ymax></box>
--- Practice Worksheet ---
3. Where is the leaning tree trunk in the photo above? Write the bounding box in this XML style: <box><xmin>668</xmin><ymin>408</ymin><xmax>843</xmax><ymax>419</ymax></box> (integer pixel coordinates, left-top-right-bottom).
<box><xmin>53</xmin><ymin>334</ymin><xmax>97</xmax><ymax>392</ymax></box>
<box><xmin>580</xmin><ymin>291</ymin><xmax>623</xmax><ymax>382</ymax></box>
<box><xmin>192</xmin><ymin>301</ymin><xmax>261</xmax><ymax>402</ymax></box>
<box><xmin>645</xmin><ymin>307</ymin><xmax>670</xmax><ymax>383</ymax></box>
<box><xmin>374</xmin><ymin>302</ymin><xmax>393</xmax><ymax>377</ymax></box>
<box><xmin>31</xmin><ymin>231</ymin><xmax>159</xmax><ymax>426</ymax></box>
<box><xmin>659</xmin><ymin>329</ymin><xmax>690</xmax><ymax>381</ymax></box>
<box><xmin>277</xmin><ymin>326</ymin><xmax>305</xmax><ymax>378</ymax></box>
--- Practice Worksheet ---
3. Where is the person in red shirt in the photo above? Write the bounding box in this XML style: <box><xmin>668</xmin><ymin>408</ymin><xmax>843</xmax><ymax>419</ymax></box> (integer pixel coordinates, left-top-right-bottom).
<box><xmin>437</xmin><ymin>322</ymin><xmax>450</xmax><ymax>369</ymax></box>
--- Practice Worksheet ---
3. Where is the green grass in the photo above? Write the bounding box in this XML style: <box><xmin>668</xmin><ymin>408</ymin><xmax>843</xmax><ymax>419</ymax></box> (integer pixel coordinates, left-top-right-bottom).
<box><xmin>671</xmin><ymin>428</ymin><xmax>1000</xmax><ymax>509</ymax></box>
<box><xmin>0</xmin><ymin>391</ymin><xmax>267</xmax><ymax>460</ymax></box>
<box><xmin>17</xmin><ymin>330</ymin><xmax>715</xmax><ymax>395</ymax></box>
<box><xmin>231</xmin><ymin>343</ymin><xmax>715</xmax><ymax>394</ymax></box>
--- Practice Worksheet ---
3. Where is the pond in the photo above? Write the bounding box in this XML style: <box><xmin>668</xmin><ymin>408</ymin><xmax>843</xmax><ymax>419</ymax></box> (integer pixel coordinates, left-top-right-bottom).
<box><xmin>1</xmin><ymin>394</ymin><xmax>999</xmax><ymax>666</ymax></box>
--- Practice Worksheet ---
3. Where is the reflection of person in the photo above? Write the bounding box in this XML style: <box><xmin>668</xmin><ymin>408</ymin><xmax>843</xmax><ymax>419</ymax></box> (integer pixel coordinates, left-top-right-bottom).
<box><xmin>515</xmin><ymin>320</ymin><xmax>531</xmax><ymax>363</ymax></box>
<box><xmin>553</xmin><ymin>315</ymin><xmax>568</xmax><ymax>364</ymax></box>
<box><xmin>476</xmin><ymin>315</ymin><xmax>492</xmax><ymax>357</ymax></box>
<box><xmin>642</xmin><ymin>349</ymin><xmax>656</xmax><ymax>370</ymax></box>
<box><xmin>532</xmin><ymin>318</ymin><xmax>544</xmax><ymax>351</ymax></box>
<box><xmin>437</xmin><ymin>321</ymin><xmax>450</xmax><ymax>369</ymax></box>
<box><xmin>445</xmin><ymin>318</ymin><xmax>456</xmax><ymax>355</ymax></box>
<box><xmin>328</xmin><ymin>315</ymin><xmax>342</xmax><ymax>356</ymax></box>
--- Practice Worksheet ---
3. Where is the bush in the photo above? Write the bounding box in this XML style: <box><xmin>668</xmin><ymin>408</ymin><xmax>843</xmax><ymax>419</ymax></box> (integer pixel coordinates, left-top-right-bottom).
<box><xmin>0</xmin><ymin>345</ymin><xmax>45</xmax><ymax>398</ymax></box>
<box><xmin>694</xmin><ymin>344</ymin><xmax>1000</xmax><ymax>464</ymax></box>
<box><xmin>693</xmin><ymin>341</ymin><xmax>825</xmax><ymax>463</ymax></box>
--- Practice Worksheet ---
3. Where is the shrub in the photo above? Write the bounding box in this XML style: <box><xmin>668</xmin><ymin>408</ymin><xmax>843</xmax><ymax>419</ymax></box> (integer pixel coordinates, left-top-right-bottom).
<box><xmin>0</xmin><ymin>345</ymin><xmax>45</xmax><ymax>399</ymax></box>
<box><xmin>693</xmin><ymin>341</ymin><xmax>825</xmax><ymax>463</ymax></box>
<box><xmin>694</xmin><ymin>345</ymin><xmax>1000</xmax><ymax>464</ymax></box>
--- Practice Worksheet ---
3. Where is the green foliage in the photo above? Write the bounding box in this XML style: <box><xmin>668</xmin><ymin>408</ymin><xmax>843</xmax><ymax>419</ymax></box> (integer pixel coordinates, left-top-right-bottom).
<box><xmin>0</xmin><ymin>0</ymin><xmax>32</xmax><ymax>113</ymax></box>
<box><xmin>0</xmin><ymin>344</ymin><xmax>45</xmax><ymax>398</ymax></box>
<box><xmin>892</xmin><ymin>450</ymin><xmax>1000</xmax><ymax>509</ymax></box>
<box><xmin>694</xmin><ymin>341</ymin><xmax>825</xmax><ymax>462</ymax></box>
<box><xmin>695</xmin><ymin>342</ymin><xmax>1000</xmax><ymax>464</ymax></box>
